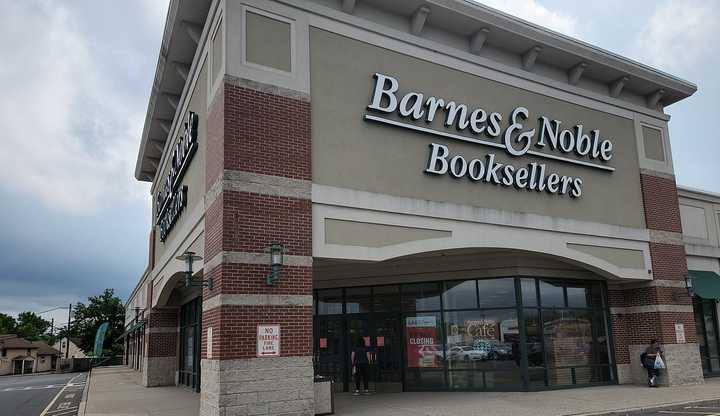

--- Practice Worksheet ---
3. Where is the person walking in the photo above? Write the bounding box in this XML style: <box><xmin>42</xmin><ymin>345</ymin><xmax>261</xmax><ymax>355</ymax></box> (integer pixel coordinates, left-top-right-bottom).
<box><xmin>351</xmin><ymin>337</ymin><xmax>371</xmax><ymax>395</ymax></box>
<box><xmin>643</xmin><ymin>339</ymin><xmax>664</xmax><ymax>387</ymax></box>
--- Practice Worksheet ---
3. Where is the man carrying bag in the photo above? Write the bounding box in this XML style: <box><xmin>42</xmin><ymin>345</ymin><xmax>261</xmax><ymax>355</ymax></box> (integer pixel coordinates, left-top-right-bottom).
<box><xmin>642</xmin><ymin>339</ymin><xmax>664</xmax><ymax>387</ymax></box>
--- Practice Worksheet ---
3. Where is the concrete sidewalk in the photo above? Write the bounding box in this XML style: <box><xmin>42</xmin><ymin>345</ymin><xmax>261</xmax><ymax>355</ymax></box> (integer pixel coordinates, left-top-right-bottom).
<box><xmin>80</xmin><ymin>366</ymin><xmax>199</xmax><ymax>416</ymax></box>
<box><xmin>334</xmin><ymin>379</ymin><xmax>720</xmax><ymax>416</ymax></box>
<box><xmin>80</xmin><ymin>366</ymin><xmax>720</xmax><ymax>416</ymax></box>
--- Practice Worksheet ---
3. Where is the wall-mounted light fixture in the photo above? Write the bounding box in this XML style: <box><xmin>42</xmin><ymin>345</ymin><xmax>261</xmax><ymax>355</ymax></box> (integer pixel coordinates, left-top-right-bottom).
<box><xmin>685</xmin><ymin>273</ymin><xmax>695</xmax><ymax>298</ymax></box>
<box><xmin>266</xmin><ymin>243</ymin><xmax>286</xmax><ymax>286</ymax></box>
<box><xmin>176</xmin><ymin>251</ymin><xmax>213</xmax><ymax>290</ymax></box>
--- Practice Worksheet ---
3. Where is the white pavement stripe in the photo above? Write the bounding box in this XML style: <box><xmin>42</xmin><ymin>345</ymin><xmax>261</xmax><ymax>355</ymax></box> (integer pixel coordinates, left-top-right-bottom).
<box><xmin>40</xmin><ymin>374</ymin><xmax>84</xmax><ymax>416</ymax></box>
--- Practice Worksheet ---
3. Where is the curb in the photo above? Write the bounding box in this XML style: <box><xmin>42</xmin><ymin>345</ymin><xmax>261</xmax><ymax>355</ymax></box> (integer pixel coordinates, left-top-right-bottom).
<box><xmin>570</xmin><ymin>397</ymin><xmax>720</xmax><ymax>416</ymax></box>
<box><xmin>77</xmin><ymin>368</ymin><xmax>92</xmax><ymax>416</ymax></box>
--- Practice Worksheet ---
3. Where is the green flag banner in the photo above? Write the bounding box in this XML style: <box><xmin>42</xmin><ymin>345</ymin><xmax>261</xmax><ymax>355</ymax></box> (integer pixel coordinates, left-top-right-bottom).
<box><xmin>93</xmin><ymin>322</ymin><xmax>109</xmax><ymax>357</ymax></box>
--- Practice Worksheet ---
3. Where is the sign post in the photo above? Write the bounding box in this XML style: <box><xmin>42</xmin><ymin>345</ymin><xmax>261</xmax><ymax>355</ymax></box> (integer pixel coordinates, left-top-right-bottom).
<box><xmin>257</xmin><ymin>325</ymin><xmax>281</xmax><ymax>357</ymax></box>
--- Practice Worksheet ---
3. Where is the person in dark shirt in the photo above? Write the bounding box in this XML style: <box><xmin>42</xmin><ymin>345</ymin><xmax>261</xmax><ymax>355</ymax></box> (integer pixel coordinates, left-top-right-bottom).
<box><xmin>351</xmin><ymin>337</ymin><xmax>372</xmax><ymax>395</ymax></box>
<box><xmin>643</xmin><ymin>339</ymin><xmax>663</xmax><ymax>387</ymax></box>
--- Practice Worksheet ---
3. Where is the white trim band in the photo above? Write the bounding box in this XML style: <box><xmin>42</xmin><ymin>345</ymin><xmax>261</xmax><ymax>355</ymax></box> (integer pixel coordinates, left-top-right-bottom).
<box><xmin>610</xmin><ymin>304</ymin><xmax>693</xmax><ymax>315</ymax></box>
<box><xmin>203</xmin><ymin>294</ymin><xmax>313</xmax><ymax>310</ymax></box>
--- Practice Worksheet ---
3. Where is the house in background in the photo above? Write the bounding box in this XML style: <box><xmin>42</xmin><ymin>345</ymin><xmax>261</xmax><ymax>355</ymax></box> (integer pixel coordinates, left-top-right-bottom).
<box><xmin>0</xmin><ymin>335</ymin><xmax>60</xmax><ymax>375</ymax></box>
<box><xmin>52</xmin><ymin>337</ymin><xmax>87</xmax><ymax>359</ymax></box>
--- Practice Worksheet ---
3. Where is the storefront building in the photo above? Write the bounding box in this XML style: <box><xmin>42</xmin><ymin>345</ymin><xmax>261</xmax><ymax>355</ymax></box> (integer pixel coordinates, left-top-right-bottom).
<box><xmin>123</xmin><ymin>0</ymin><xmax>720</xmax><ymax>414</ymax></box>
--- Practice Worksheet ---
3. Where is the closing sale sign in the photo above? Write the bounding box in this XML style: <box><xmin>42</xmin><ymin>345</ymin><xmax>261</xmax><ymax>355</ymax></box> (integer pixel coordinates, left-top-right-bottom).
<box><xmin>257</xmin><ymin>325</ymin><xmax>281</xmax><ymax>357</ymax></box>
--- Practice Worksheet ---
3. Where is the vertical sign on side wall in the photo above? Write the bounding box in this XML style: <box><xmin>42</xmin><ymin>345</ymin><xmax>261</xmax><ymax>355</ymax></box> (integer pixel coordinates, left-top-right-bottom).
<box><xmin>257</xmin><ymin>325</ymin><xmax>281</xmax><ymax>357</ymax></box>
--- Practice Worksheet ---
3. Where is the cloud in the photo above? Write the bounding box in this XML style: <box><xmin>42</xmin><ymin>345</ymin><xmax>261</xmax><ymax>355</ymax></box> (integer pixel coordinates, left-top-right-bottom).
<box><xmin>473</xmin><ymin>0</ymin><xmax>578</xmax><ymax>36</ymax></box>
<box><xmin>0</xmin><ymin>2</ymin><xmax>150</xmax><ymax>214</ymax></box>
<box><xmin>628</xmin><ymin>0</ymin><xmax>719</xmax><ymax>76</ymax></box>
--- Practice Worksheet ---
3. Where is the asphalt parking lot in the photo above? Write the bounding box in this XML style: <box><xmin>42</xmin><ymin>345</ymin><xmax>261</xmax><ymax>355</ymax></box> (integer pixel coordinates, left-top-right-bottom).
<box><xmin>602</xmin><ymin>400</ymin><xmax>720</xmax><ymax>416</ymax></box>
<box><xmin>0</xmin><ymin>372</ymin><xmax>86</xmax><ymax>416</ymax></box>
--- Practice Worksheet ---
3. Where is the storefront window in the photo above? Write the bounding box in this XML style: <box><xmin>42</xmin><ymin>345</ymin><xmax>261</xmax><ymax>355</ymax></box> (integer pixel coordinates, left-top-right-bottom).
<box><xmin>313</xmin><ymin>276</ymin><xmax>613</xmax><ymax>392</ymax></box>
<box><xmin>443</xmin><ymin>280</ymin><xmax>477</xmax><ymax>310</ymax></box>
<box><xmin>345</xmin><ymin>287</ymin><xmax>371</xmax><ymax>314</ymax></box>
<box><xmin>566</xmin><ymin>286</ymin><xmax>590</xmax><ymax>308</ymax></box>
<box><xmin>373</xmin><ymin>285</ymin><xmax>400</xmax><ymax>313</ymax></box>
<box><xmin>478</xmin><ymin>278</ymin><xmax>516</xmax><ymax>308</ymax></box>
<box><xmin>402</xmin><ymin>282</ymin><xmax>441</xmax><ymax>311</ymax></box>
<box><xmin>404</xmin><ymin>312</ymin><xmax>444</xmax><ymax>390</ymax></box>
<box><xmin>520</xmin><ymin>278</ymin><xmax>538</xmax><ymax>307</ymax></box>
<box><xmin>317</xmin><ymin>289</ymin><xmax>343</xmax><ymax>315</ymax></box>
<box><xmin>444</xmin><ymin>309</ymin><xmax>521</xmax><ymax>389</ymax></box>
<box><xmin>539</xmin><ymin>280</ymin><xmax>564</xmax><ymax>307</ymax></box>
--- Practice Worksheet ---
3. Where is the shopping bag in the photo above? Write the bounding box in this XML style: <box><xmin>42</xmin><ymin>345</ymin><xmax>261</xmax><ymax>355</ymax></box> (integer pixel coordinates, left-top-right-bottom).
<box><xmin>654</xmin><ymin>354</ymin><xmax>666</xmax><ymax>369</ymax></box>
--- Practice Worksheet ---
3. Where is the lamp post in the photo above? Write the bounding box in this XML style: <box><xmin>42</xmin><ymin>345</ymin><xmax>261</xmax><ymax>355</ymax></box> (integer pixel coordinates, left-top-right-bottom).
<box><xmin>176</xmin><ymin>251</ymin><xmax>213</xmax><ymax>289</ymax></box>
<box><xmin>266</xmin><ymin>243</ymin><xmax>286</xmax><ymax>286</ymax></box>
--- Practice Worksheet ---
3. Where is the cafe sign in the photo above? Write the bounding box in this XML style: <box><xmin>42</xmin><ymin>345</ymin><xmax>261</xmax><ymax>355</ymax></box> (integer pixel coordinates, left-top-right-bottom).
<box><xmin>364</xmin><ymin>73</ymin><xmax>616</xmax><ymax>199</ymax></box>
<box><xmin>156</xmin><ymin>111</ymin><xmax>199</xmax><ymax>242</ymax></box>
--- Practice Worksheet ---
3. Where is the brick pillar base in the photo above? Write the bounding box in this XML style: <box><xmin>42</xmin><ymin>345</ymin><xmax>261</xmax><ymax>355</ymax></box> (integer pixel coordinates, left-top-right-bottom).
<box><xmin>611</xmin><ymin>173</ymin><xmax>704</xmax><ymax>386</ymax></box>
<box><xmin>142</xmin><ymin>308</ymin><xmax>179</xmax><ymax>387</ymax></box>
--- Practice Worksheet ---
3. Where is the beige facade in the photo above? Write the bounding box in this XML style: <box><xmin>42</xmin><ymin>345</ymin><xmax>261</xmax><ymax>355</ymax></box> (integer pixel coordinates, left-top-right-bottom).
<box><xmin>0</xmin><ymin>336</ymin><xmax>59</xmax><ymax>375</ymax></box>
<box><xmin>125</xmin><ymin>0</ymin><xmax>714</xmax><ymax>412</ymax></box>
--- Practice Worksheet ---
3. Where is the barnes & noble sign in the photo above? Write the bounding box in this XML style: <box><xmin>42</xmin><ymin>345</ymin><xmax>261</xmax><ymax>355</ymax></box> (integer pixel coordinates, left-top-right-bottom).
<box><xmin>156</xmin><ymin>111</ymin><xmax>199</xmax><ymax>242</ymax></box>
<box><xmin>364</xmin><ymin>73</ymin><xmax>615</xmax><ymax>199</ymax></box>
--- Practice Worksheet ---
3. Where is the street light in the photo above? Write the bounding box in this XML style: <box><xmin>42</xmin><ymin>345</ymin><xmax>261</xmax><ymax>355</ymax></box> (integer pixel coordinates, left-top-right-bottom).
<box><xmin>176</xmin><ymin>251</ymin><xmax>213</xmax><ymax>290</ymax></box>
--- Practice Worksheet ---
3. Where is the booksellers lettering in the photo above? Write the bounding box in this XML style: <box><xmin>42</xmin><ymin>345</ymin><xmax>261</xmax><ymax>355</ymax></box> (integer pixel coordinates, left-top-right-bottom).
<box><xmin>364</xmin><ymin>73</ymin><xmax>617</xmax><ymax>199</ymax></box>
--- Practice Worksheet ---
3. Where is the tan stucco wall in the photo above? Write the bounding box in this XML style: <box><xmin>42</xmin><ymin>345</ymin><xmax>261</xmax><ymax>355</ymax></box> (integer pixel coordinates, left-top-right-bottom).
<box><xmin>152</xmin><ymin>59</ymin><xmax>208</xmax><ymax>267</ymax></box>
<box><xmin>246</xmin><ymin>11</ymin><xmax>291</xmax><ymax>72</ymax></box>
<box><xmin>310</xmin><ymin>29</ymin><xmax>645</xmax><ymax>229</ymax></box>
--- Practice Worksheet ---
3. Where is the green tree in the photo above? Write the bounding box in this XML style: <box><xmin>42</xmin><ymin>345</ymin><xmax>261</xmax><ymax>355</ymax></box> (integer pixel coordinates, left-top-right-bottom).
<box><xmin>0</xmin><ymin>313</ymin><xmax>17</xmax><ymax>335</ymax></box>
<box><xmin>66</xmin><ymin>289</ymin><xmax>125</xmax><ymax>356</ymax></box>
<box><xmin>16</xmin><ymin>312</ymin><xmax>51</xmax><ymax>341</ymax></box>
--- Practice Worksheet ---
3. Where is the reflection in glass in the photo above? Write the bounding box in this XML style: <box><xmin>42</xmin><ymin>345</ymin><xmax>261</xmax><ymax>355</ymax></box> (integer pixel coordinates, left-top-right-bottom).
<box><xmin>524</xmin><ymin>309</ymin><xmax>541</xmax><ymax>343</ymax></box>
<box><xmin>345</xmin><ymin>287</ymin><xmax>371</xmax><ymax>313</ymax></box>
<box><xmin>566</xmin><ymin>286</ymin><xmax>590</xmax><ymax>308</ymax></box>
<box><xmin>444</xmin><ymin>309</ymin><xmax>520</xmax><ymax>373</ymax></box>
<box><xmin>402</xmin><ymin>282</ymin><xmax>441</xmax><ymax>311</ymax></box>
<box><xmin>443</xmin><ymin>280</ymin><xmax>478</xmax><ymax>310</ymax></box>
<box><xmin>373</xmin><ymin>285</ymin><xmax>400</xmax><ymax>312</ymax></box>
<box><xmin>520</xmin><ymin>278</ymin><xmax>538</xmax><ymax>307</ymax></box>
<box><xmin>543</xmin><ymin>309</ymin><xmax>593</xmax><ymax>384</ymax></box>
<box><xmin>539</xmin><ymin>280</ymin><xmax>565</xmax><ymax>308</ymax></box>
<box><xmin>478</xmin><ymin>278</ymin><xmax>516</xmax><ymax>308</ymax></box>
<box><xmin>317</xmin><ymin>289</ymin><xmax>343</xmax><ymax>315</ymax></box>
<box><xmin>548</xmin><ymin>368</ymin><xmax>573</xmax><ymax>386</ymax></box>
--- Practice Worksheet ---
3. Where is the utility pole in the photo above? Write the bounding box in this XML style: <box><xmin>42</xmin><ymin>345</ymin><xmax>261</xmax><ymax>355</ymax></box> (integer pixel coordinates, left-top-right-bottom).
<box><xmin>65</xmin><ymin>303</ymin><xmax>72</xmax><ymax>359</ymax></box>
<box><xmin>50</xmin><ymin>318</ymin><xmax>54</xmax><ymax>337</ymax></box>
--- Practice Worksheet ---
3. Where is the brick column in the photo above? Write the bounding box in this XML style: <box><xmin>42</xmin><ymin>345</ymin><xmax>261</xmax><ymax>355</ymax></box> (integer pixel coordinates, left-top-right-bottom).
<box><xmin>609</xmin><ymin>173</ymin><xmax>703</xmax><ymax>385</ymax></box>
<box><xmin>142</xmin><ymin>308</ymin><xmax>179</xmax><ymax>387</ymax></box>
<box><xmin>200</xmin><ymin>77</ymin><xmax>314</xmax><ymax>416</ymax></box>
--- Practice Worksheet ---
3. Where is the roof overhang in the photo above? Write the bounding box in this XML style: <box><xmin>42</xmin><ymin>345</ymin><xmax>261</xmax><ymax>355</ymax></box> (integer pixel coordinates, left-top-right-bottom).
<box><xmin>134</xmin><ymin>0</ymin><xmax>212</xmax><ymax>182</ymax></box>
<box><xmin>135</xmin><ymin>0</ymin><xmax>697</xmax><ymax>183</ymax></box>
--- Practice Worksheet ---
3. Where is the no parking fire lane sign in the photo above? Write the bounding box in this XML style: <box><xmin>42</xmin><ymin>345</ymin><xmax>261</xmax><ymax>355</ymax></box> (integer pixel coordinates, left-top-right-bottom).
<box><xmin>257</xmin><ymin>324</ymin><xmax>281</xmax><ymax>357</ymax></box>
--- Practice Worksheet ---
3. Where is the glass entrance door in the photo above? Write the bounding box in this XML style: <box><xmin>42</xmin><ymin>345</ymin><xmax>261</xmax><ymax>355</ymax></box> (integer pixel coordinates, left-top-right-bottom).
<box><xmin>373</xmin><ymin>314</ymin><xmax>402</xmax><ymax>392</ymax></box>
<box><xmin>315</xmin><ymin>317</ymin><xmax>345</xmax><ymax>392</ymax></box>
<box><xmin>694</xmin><ymin>298</ymin><xmax>720</xmax><ymax>375</ymax></box>
<box><xmin>345</xmin><ymin>314</ymin><xmax>403</xmax><ymax>392</ymax></box>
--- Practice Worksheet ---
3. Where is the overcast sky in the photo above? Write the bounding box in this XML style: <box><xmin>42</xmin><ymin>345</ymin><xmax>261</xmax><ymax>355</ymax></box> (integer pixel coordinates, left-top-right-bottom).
<box><xmin>0</xmin><ymin>0</ymin><xmax>717</xmax><ymax>327</ymax></box>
